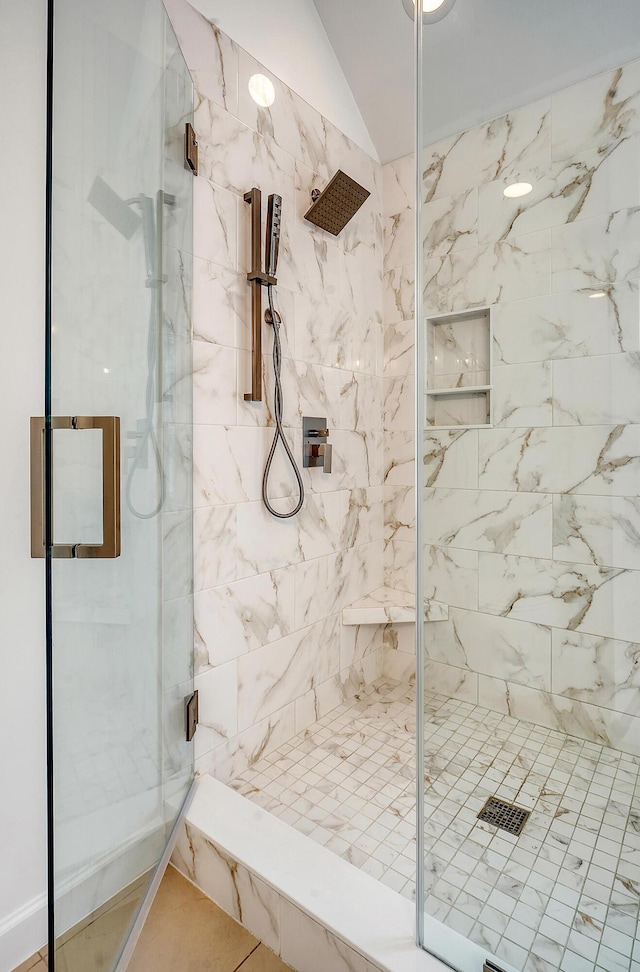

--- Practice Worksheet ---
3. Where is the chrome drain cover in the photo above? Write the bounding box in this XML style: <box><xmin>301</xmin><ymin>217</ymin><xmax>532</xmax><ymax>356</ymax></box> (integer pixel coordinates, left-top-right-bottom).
<box><xmin>477</xmin><ymin>796</ymin><xmax>530</xmax><ymax>836</ymax></box>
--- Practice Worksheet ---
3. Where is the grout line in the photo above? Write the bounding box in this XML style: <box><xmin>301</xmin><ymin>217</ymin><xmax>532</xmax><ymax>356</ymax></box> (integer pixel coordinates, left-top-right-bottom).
<box><xmin>231</xmin><ymin>942</ymin><xmax>264</xmax><ymax>971</ymax></box>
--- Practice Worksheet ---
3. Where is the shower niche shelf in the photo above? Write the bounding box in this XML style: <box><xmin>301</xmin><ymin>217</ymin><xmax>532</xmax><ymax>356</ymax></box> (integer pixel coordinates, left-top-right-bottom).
<box><xmin>426</xmin><ymin>305</ymin><xmax>493</xmax><ymax>430</ymax></box>
<box><xmin>342</xmin><ymin>586</ymin><xmax>448</xmax><ymax>626</ymax></box>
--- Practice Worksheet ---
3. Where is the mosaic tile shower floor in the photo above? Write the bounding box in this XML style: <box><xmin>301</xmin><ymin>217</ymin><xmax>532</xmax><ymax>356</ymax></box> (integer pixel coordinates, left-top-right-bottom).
<box><xmin>232</xmin><ymin>678</ymin><xmax>640</xmax><ymax>972</ymax></box>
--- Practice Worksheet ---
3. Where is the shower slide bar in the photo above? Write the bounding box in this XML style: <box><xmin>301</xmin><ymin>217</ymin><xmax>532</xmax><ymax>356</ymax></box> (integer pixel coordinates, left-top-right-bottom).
<box><xmin>243</xmin><ymin>187</ymin><xmax>277</xmax><ymax>403</ymax></box>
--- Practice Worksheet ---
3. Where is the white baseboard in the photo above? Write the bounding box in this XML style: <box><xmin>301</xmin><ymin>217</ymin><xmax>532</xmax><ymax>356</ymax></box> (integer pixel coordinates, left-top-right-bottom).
<box><xmin>0</xmin><ymin>892</ymin><xmax>46</xmax><ymax>972</ymax></box>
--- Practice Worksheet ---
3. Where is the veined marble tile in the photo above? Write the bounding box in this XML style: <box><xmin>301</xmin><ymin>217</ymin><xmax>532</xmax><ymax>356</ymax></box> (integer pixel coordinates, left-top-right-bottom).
<box><xmin>424</xmin><ymin>606</ymin><xmax>551</xmax><ymax>690</ymax></box>
<box><xmin>553</xmin><ymin>353</ymin><xmax>640</xmax><ymax>425</ymax></box>
<box><xmin>384</xmin><ymin>485</ymin><xmax>415</xmax><ymax>543</ymax></box>
<box><xmin>423</xmin><ymin>544</ymin><xmax>479</xmax><ymax>611</ymax></box>
<box><xmin>237</xmin><ymin>613</ymin><xmax>341</xmax><ymax>730</ymax></box>
<box><xmin>477</xmin><ymin>676</ymin><xmax>640</xmax><ymax>758</ymax></box>
<box><xmin>278</xmin><ymin>226</ymin><xmax>344</xmax><ymax>306</ymax></box>
<box><xmin>163</xmin><ymin>510</ymin><xmax>193</xmax><ymax>601</ymax></box>
<box><xmin>164</xmin><ymin>0</ymin><xmax>239</xmax><ymax>114</ymax></box>
<box><xmin>478</xmin><ymin>136</ymin><xmax>640</xmax><ymax>243</ymax></box>
<box><xmin>423</xmin><ymin>430</ymin><xmax>478</xmax><ymax>489</ymax></box>
<box><xmin>315</xmin><ymin>429</ymin><xmax>382</xmax><ymax>491</ymax></box>
<box><xmin>423</xmin><ymin>230</ymin><xmax>551</xmax><ymax>315</ymax></box>
<box><xmin>478</xmin><ymin>425</ymin><xmax>640</xmax><ymax>496</ymax></box>
<box><xmin>492</xmin><ymin>284</ymin><xmax>640</xmax><ymax>364</ymax></box>
<box><xmin>193</xmin><ymin>505</ymin><xmax>236</xmax><ymax>591</ymax></box>
<box><xmin>552</xmin><ymin>629</ymin><xmax>640</xmax><ymax>715</ymax></box>
<box><xmin>383</xmin><ymin>264</ymin><xmax>414</xmax><ymax>326</ymax></box>
<box><xmin>341</xmin><ymin>252</ymin><xmax>384</xmax><ymax>336</ymax></box>
<box><xmin>294</xmin><ymin>542</ymin><xmax>384</xmax><ymax>629</ymax></box>
<box><xmin>194</xmin><ymin>661</ymin><xmax>238</xmax><ymax>757</ymax></box>
<box><xmin>423</xmin><ymin>488</ymin><xmax>552</xmax><ymax>557</ymax></box>
<box><xmin>237</xmin><ymin>492</ymin><xmax>341</xmax><ymax>578</ymax></box>
<box><xmin>173</xmin><ymin>822</ymin><xmax>280</xmax><ymax>953</ymax></box>
<box><xmin>423</xmin><ymin>188</ymin><xmax>478</xmax><ymax>258</ymax></box>
<box><xmin>339</xmin><ymin>624</ymin><xmax>384</xmax><ymax>672</ymax></box>
<box><xmin>384</xmin><ymin>431</ymin><xmax>414</xmax><ymax>487</ymax></box>
<box><xmin>237</xmin><ymin>50</ymin><xmax>328</xmax><ymax>173</ymax></box>
<box><xmin>552</xmin><ymin>207</ymin><xmax>640</xmax><ymax>292</ymax></box>
<box><xmin>194</xmin><ymin>426</ymin><xmax>302</xmax><ymax>508</ymax></box>
<box><xmin>294</xmin><ymin>291</ymin><xmax>352</xmax><ymax>370</ymax></box>
<box><xmin>478</xmin><ymin>551</ymin><xmax>640</xmax><ymax>642</ymax></box>
<box><xmin>384</xmin><ymin>209</ymin><xmax>413</xmax><ymax>271</ymax></box>
<box><xmin>383</xmin><ymin>154</ymin><xmax>414</xmax><ymax>217</ymax></box>
<box><xmin>195</xmin><ymin>703</ymin><xmax>296</xmax><ymax>782</ymax></box>
<box><xmin>554</xmin><ymin>494</ymin><xmax>640</xmax><ymax>570</ymax></box>
<box><xmin>339</xmin><ymin>372</ymin><xmax>384</xmax><ymax>433</ymax></box>
<box><xmin>195</xmin><ymin>96</ymin><xmax>294</xmax><ymax>202</ymax></box>
<box><xmin>383</xmin><ymin>538</ymin><xmax>415</xmax><ymax>593</ymax></box>
<box><xmin>492</xmin><ymin>361</ymin><xmax>552</xmax><ymax>427</ymax></box>
<box><xmin>551</xmin><ymin>59</ymin><xmax>640</xmax><ymax>165</ymax></box>
<box><xmin>194</xmin><ymin>568</ymin><xmax>296</xmax><ymax>671</ymax></box>
<box><xmin>192</xmin><ymin>342</ymin><xmax>237</xmax><ymax>427</ymax></box>
<box><xmin>192</xmin><ymin>257</ymin><xmax>244</xmax><ymax>349</ymax></box>
<box><xmin>384</xmin><ymin>321</ymin><xmax>415</xmax><ymax>377</ymax></box>
<box><xmin>383</xmin><ymin>375</ymin><xmax>413</xmax><ymax>432</ymax></box>
<box><xmin>192</xmin><ymin>177</ymin><xmax>238</xmax><ymax>269</ymax></box>
<box><xmin>425</xmin><ymin>659</ymin><xmax>478</xmax><ymax>704</ymax></box>
<box><xmin>280</xmin><ymin>899</ymin><xmax>370</xmax><ymax>972</ymax></box>
<box><xmin>339</xmin><ymin>486</ymin><xmax>385</xmax><ymax>549</ymax></box>
<box><xmin>270</xmin><ymin>357</ymin><xmax>342</xmax><ymax>429</ymax></box>
<box><xmin>423</xmin><ymin>98</ymin><xmax>550</xmax><ymax>203</ymax></box>
<box><xmin>383</xmin><ymin>644</ymin><xmax>417</xmax><ymax>683</ymax></box>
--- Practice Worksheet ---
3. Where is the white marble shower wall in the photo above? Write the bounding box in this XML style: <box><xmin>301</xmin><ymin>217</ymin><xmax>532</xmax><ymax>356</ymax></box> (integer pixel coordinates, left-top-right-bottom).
<box><xmin>163</xmin><ymin>0</ymin><xmax>385</xmax><ymax>782</ymax></box>
<box><xmin>382</xmin><ymin>59</ymin><xmax>640</xmax><ymax>755</ymax></box>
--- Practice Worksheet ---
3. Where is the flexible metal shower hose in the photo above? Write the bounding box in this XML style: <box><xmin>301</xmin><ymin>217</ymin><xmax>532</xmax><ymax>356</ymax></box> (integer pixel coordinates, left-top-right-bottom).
<box><xmin>262</xmin><ymin>285</ymin><xmax>305</xmax><ymax>518</ymax></box>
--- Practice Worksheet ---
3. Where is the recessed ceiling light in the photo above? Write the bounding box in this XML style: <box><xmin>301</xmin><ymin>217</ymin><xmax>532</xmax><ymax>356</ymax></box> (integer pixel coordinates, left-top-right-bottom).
<box><xmin>589</xmin><ymin>291</ymin><xmax>606</xmax><ymax>299</ymax></box>
<box><xmin>402</xmin><ymin>0</ymin><xmax>457</xmax><ymax>22</ymax></box>
<box><xmin>248</xmin><ymin>74</ymin><xmax>276</xmax><ymax>108</ymax></box>
<box><xmin>503</xmin><ymin>182</ymin><xmax>533</xmax><ymax>199</ymax></box>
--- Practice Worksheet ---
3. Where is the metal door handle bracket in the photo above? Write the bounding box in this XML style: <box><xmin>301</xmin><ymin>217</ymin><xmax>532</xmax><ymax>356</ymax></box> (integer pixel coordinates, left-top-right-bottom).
<box><xmin>30</xmin><ymin>415</ymin><xmax>121</xmax><ymax>559</ymax></box>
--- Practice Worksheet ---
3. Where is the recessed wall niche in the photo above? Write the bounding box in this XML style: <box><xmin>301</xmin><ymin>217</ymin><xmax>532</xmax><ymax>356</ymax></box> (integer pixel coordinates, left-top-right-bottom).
<box><xmin>425</xmin><ymin>306</ymin><xmax>493</xmax><ymax>428</ymax></box>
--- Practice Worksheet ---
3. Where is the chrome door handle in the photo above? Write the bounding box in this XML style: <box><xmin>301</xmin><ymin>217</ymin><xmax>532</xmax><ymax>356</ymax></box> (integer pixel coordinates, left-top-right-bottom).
<box><xmin>30</xmin><ymin>415</ymin><xmax>121</xmax><ymax>559</ymax></box>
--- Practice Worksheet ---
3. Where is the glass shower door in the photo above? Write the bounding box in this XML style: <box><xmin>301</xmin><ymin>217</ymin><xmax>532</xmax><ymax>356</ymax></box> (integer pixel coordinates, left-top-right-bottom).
<box><xmin>416</xmin><ymin>4</ymin><xmax>640</xmax><ymax>972</ymax></box>
<box><xmin>42</xmin><ymin>1</ymin><xmax>194</xmax><ymax>968</ymax></box>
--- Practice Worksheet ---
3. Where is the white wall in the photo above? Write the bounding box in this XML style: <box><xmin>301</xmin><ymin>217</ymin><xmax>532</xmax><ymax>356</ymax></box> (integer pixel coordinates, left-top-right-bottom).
<box><xmin>0</xmin><ymin>0</ymin><xmax>48</xmax><ymax>968</ymax></box>
<box><xmin>189</xmin><ymin>0</ymin><xmax>378</xmax><ymax>161</ymax></box>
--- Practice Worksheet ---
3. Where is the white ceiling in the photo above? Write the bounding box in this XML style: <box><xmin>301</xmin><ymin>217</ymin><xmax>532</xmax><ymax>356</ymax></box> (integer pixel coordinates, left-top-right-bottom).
<box><xmin>313</xmin><ymin>0</ymin><xmax>640</xmax><ymax>164</ymax></box>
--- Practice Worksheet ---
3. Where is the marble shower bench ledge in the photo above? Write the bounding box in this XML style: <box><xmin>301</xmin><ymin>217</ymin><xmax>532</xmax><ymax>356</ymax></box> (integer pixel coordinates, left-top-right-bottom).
<box><xmin>341</xmin><ymin>586</ymin><xmax>449</xmax><ymax>625</ymax></box>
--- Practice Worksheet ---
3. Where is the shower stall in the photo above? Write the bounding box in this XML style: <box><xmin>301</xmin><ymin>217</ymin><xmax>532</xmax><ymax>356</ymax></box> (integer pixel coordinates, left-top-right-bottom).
<box><xmin>23</xmin><ymin>0</ymin><xmax>640</xmax><ymax>970</ymax></box>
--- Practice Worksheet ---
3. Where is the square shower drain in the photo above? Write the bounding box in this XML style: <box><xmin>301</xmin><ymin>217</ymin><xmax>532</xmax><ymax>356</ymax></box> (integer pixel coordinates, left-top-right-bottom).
<box><xmin>477</xmin><ymin>796</ymin><xmax>530</xmax><ymax>836</ymax></box>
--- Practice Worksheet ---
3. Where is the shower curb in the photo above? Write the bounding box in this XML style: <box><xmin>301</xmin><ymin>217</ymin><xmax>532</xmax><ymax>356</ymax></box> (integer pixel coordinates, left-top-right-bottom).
<box><xmin>170</xmin><ymin>775</ymin><xmax>504</xmax><ymax>972</ymax></box>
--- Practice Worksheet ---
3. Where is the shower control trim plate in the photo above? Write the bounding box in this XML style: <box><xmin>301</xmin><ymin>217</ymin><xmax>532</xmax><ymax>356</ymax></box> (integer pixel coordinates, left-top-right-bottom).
<box><xmin>303</xmin><ymin>416</ymin><xmax>332</xmax><ymax>474</ymax></box>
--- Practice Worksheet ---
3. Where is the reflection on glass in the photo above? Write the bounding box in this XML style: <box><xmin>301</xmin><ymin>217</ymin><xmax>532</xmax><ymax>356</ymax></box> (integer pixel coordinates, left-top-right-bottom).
<box><xmin>48</xmin><ymin>3</ymin><xmax>193</xmax><ymax>969</ymax></box>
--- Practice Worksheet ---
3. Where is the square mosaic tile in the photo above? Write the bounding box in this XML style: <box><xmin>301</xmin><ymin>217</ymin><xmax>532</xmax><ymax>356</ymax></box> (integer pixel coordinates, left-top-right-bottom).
<box><xmin>231</xmin><ymin>679</ymin><xmax>640</xmax><ymax>972</ymax></box>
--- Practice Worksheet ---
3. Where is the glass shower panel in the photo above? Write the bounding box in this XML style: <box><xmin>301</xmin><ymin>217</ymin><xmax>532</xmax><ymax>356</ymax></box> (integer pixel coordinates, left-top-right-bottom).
<box><xmin>417</xmin><ymin>4</ymin><xmax>640</xmax><ymax>971</ymax></box>
<box><xmin>46</xmin><ymin>1</ymin><xmax>193</xmax><ymax>968</ymax></box>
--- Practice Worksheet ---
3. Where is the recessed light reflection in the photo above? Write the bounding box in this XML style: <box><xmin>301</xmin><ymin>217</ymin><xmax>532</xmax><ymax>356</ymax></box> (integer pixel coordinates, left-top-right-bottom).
<box><xmin>248</xmin><ymin>74</ymin><xmax>276</xmax><ymax>108</ymax></box>
<box><xmin>503</xmin><ymin>182</ymin><xmax>533</xmax><ymax>199</ymax></box>
<box><xmin>589</xmin><ymin>292</ymin><xmax>606</xmax><ymax>299</ymax></box>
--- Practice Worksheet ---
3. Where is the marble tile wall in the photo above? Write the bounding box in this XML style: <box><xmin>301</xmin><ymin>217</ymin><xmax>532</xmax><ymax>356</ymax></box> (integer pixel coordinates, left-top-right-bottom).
<box><xmin>164</xmin><ymin>0</ymin><xmax>386</xmax><ymax>781</ymax></box>
<box><xmin>382</xmin><ymin>58</ymin><xmax>640</xmax><ymax>756</ymax></box>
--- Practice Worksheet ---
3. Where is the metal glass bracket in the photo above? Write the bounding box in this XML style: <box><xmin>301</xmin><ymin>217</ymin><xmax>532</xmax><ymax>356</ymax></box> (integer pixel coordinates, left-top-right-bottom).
<box><xmin>30</xmin><ymin>415</ymin><xmax>121</xmax><ymax>558</ymax></box>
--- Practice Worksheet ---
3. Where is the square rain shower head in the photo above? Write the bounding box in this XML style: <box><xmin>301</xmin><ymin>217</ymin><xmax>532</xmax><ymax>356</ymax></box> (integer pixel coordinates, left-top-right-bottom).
<box><xmin>304</xmin><ymin>170</ymin><xmax>371</xmax><ymax>236</ymax></box>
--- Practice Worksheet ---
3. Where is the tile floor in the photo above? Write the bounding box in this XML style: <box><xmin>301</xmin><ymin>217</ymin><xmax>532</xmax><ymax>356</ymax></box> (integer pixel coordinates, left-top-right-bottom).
<box><xmin>13</xmin><ymin>866</ymin><xmax>293</xmax><ymax>972</ymax></box>
<box><xmin>232</xmin><ymin>678</ymin><xmax>640</xmax><ymax>972</ymax></box>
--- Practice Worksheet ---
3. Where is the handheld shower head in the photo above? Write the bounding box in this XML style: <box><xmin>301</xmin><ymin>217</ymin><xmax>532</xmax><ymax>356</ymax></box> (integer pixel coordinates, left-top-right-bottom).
<box><xmin>265</xmin><ymin>193</ymin><xmax>282</xmax><ymax>278</ymax></box>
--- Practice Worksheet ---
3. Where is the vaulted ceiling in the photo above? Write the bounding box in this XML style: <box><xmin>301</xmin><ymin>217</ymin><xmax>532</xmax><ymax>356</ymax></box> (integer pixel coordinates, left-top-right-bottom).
<box><xmin>313</xmin><ymin>0</ymin><xmax>640</xmax><ymax>163</ymax></box>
